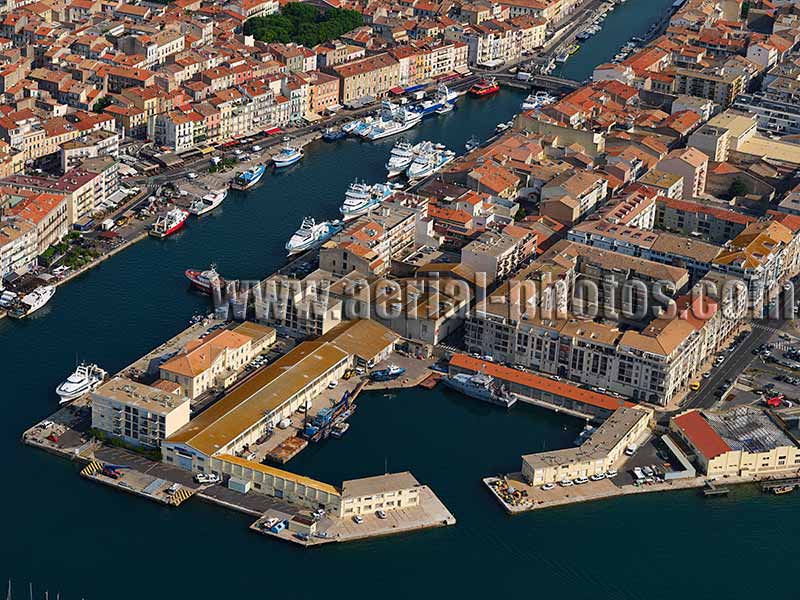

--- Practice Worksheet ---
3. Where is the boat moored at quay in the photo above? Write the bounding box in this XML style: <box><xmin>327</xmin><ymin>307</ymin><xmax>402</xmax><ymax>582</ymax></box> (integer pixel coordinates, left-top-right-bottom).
<box><xmin>149</xmin><ymin>208</ymin><xmax>189</xmax><ymax>239</ymax></box>
<box><xmin>230</xmin><ymin>164</ymin><xmax>266</xmax><ymax>190</ymax></box>
<box><xmin>285</xmin><ymin>217</ymin><xmax>343</xmax><ymax>255</ymax></box>
<box><xmin>442</xmin><ymin>373</ymin><xmax>517</xmax><ymax>408</ymax></box>
<box><xmin>339</xmin><ymin>181</ymin><xmax>394</xmax><ymax>220</ymax></box>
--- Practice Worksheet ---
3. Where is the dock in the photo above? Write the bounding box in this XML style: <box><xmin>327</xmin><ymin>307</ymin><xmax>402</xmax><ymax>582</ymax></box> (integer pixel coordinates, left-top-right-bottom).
<box><xmin>761</xmin><ymin>476</ymin><xmax>800</xmax><ymax>494</ymax></box>
<box><xmin>703</xmin><ymin>480</ymin><xmax>730</xmax><ymax>497</ymax></box>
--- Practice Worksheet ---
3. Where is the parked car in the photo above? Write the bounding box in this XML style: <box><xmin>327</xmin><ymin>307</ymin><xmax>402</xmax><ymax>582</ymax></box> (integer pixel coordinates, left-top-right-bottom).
<box><xmin>353</xmin><ymin>515</ymin><xmax>364</xmax><ymax>524</ymax></box>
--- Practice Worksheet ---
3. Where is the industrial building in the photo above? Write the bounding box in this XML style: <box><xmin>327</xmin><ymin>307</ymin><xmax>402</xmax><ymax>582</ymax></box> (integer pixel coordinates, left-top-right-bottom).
<box><xmin>340</xmin><ymin>472</ymin><xmax>421</xmax><ymax>516</ymax></box>
<box><xmin>521</xmin><ymin>406</ymin><xmax>652</xmax><ymax>485</ymax></box>
<box><xmin>670</xmin><ymin>407</ymin><xmax>800</xmax><ymax>477</ymax></box>
<box><xmin>162</xmin><ymin>320</ymin><xmax>398</xmax><ymax>473</ymax></box>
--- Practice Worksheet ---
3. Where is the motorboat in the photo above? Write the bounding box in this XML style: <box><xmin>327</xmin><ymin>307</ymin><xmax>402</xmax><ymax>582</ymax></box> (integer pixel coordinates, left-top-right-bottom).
<box><xmin>465</xmin><ymin>135</ymin><xmax>480</xmax><ymax>152</ymax></box>
<box><xmin>185</xmin><ymin>264</ymin><xmax>225</xmax><ymax>294</ymax></box>
<box><xmin>521</xmin><ymin>91</ymin><xmax>556</xmax><ymax>111</ymax></box>
<box><xmin>56</xmin><ymin>363</ymin><xmax>107</xmax><ymax>404</ymax></box>
<box><xmin>370</xmin><ymin>365</ymin><xmax>406</xmax><ymax>382</ymax></box>
<box><xmin>411</xmin><ymin>83</ymin><xmax>459</xmax><ymax>116</ymax></box>
<box><xmin>469</xmin><ymin>77</ymin><xmax>500</xmax><ymax>97</ymax></box>
<box><xmin>188</xmin><ymin>189</ymin><xmax>227</xmax><ymax>216</ymax></box>
<box><xmin>8</xmin><ymin>285</ymin><xmax>56</xmax><ymax>318</ymax></box>
<box><xmin>406</xmin><ymin>145</ymin><xmax>455</xmax><ymax>180</ymax></box>
<box><xmin>285</xmin><ymin>217</ymin><xmax>343</xmax><ymax>255</ymax></box>
<box><xmin>442</xmin><ymin>372</ymin><xmax>516</xmax><ymax>408</ymax></box>
<box><xmin>385</xmin><ymin>140</ymin><xmax>417</xmax><ymax>177</ymax></box>
<box><xmin>230</xmin><ymin>164</ymin><xmax>266</xmax><ymax>190</ymax></box>
<box><xmin>360</xmin><ymin>102</ymin><xmax>422</xmax><ymax>140</ymax></box>
<box><xmin>149</xmin><ymin>207</ymin><xmax>189</xmax><ymax>238</ymax></box>
<box><xmin>435</xmin><ymin>102</ymin><xmax>454</xmax><ymax>115</ymax></box>
<box><xmin>273</xmin><ymin>146</ymin><xmax>304</xmax><ymax>168</ymax></box>
<box><xmin>322</xmin><ymin>127</ymin><xmax>347</xmax><ymax>141</ymax></box>
<box><xmin>339</xmin><ymin>181</ymin><xmax>394</xmax><ymax>220</ymax></box>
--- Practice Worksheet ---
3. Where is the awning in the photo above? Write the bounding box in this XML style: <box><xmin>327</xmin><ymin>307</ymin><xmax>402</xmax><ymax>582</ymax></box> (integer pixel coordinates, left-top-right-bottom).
<box><xmin>454</xmin><ymin>65</ymin><xmax>471</xmax><ymax>75</ymax></box>
<box><xmin>404</xmin><ymin>84</ymin><xmax>426</xmax><ymax>93</ymax></box>
<box><xmin>263</xmin><ymin>126</ymin><xmax>282</xmax><ymax>135</ymax></box>
<box><xmin>303</xmin><ymin>112</ymin><xmax>324</xmax><ymax>123</ymax></box>
<box><xmin>389</xmin><ymin>86</ymin><xmax>404</xmax><ymax>95</ymax></box>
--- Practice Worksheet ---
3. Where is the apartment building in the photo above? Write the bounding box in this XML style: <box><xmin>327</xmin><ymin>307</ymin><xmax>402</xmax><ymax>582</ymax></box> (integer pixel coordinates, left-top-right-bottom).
<box><xmin>3</xmin><ymin>192</ymin><xmax>69</xmax><ymax>255</ymax></box>
<box><xmin>460</xmin><ymin>227</ymin><xmax>535</xmax><ymax>284</ymax></box>
<box><xmin>328</xmin><ymin>53</ymin><xmax>400</xmax><ymax>106</ymax></box>
<box><xmin>655</xmin><ymin>147</ymin><xmax>709</xmax><ymax>201</ymax></box>
<box><xmin>655</xmin><ymin>196</ymin><xmax>756</xmax><ymax>243</ymax></box>
<box><xmin>0</xmin><ymin>217</ymin><xmax>37</xmax><ymax>280</ymax></box>
<box><xmin>91</xmin><ymin>377</ymin><xmax>191</xmax><ymax>449</ymax></box>
<box><xmin>673</xmin><ymin>67</ymin><xmax>744</xmax><ymax>106</ymax></box>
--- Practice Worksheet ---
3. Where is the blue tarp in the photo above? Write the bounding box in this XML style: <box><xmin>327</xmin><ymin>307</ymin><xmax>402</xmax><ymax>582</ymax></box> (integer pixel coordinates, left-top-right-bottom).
<box><xmin>404</xmin><ymin>84</ymin><xmax>426</xmax><ymax>93</ymax></box>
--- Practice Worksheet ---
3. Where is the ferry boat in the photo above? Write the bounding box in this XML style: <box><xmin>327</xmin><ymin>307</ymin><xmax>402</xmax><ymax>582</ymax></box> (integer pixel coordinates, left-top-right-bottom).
<box><xmin>406</xmin><ymin>146</ymin><xmax>455</xmax><ymax>180</ymax></box>
<box><xmin>185</xmin><ymin>264</ymin><xmax>225</xmax><ymax>294</ymax></box>
<box><xmin>322</xmin><ymin>127</ymin><xmax>347</xmax><ymax>141</ymax></box>
<box><xmin>56</xmin><ymin>363</ymin><xmax>107</xmax><ymax>404</ymax></box>
<box><xmin>411</xmin><ymin>84</ymin><xmax>459</xmax><ymax>116</ymax></box>
<box><xmin>273</xmin><ymin>146</ymin><xmax>304</xmax><ymax>168</ymax></box>
<box><xmin>8</xmin><ymin>285</ymin><xmax>56</xmax><ymax>318</ymax></box>
<box><xmin>370</xmin><ymin>365</ymin><xmax>406</xmax><ymax>382</ymax></box>
<box><xmin>469</xmin><ymin>77</ymin><xmax>500</xmax><ymax>97</ymax></box>
<box><xmin>385</xmin><ymin>140</ymin><xmax>417</xmax><ymax>177</ymax></box>
<box><xmin>360</xmin><ymin>102</ymin><xmax>422</xmax><ymax>141</ymax></box>
<box><xmin>149</xmin><ymin>207</ymin><xmax>189</xmax><ymax>238</ymax></box>
<box><xmin>231</xmin><ymin>164</ymin><xmax>266</xmax><ymax>190</ymax></box>
<box><xmin>188</xmin><ymin>189</ymin><xmax>227</xmax><ymax>216</ymax></box>
<box><xmin>285</xmin><ymin>217</ymin><xmax>343</xmax><ymax>255</ymax></box>
<box><xmin>442</xmin><ymin>372</ymin><xmax>516</xmax><ymax>408</ymax></box>
<box><xmin>339</xmin><ymin>181</ymin><xmax>394</xmax><ymax>220</ymax></box>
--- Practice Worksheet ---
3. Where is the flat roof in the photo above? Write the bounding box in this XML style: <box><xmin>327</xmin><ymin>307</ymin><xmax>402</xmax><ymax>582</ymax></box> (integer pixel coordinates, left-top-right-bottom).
<box><xmin>94</xmin><ymin>376</ymin><xmax>188</xmax><ymax>414</ymax></box>
<box><xmin>449</xmin><ymin>354</ymin><xmax>634</xmax><ymax>413</ymax></box>
<box><xmin>341</xmin><ymin>472</ymin><xmax>419</xmax><ymax>498</ymax></box>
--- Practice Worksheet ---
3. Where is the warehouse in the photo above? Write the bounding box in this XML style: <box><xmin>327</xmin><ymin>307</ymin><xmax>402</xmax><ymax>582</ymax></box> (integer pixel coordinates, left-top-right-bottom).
<box><xmin>162</xmin><ymin>320</ymin><xmax>398</xmax><ymax>472</ymax></box>
<box><xmin>670</xmin><ymin>407</ymin><xmax>800</xmax><ymax>477</ymax></box>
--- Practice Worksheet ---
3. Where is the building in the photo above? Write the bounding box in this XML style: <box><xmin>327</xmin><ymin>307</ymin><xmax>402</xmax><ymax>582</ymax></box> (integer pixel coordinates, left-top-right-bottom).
<box><xmin>329</xmin><ymin>53</ymin><xmax>400</xmax><ymax>106</ymax></box>
<box><xmin>655</xmin><ymin>196</ymin><xmax>756</xmax><ymax>243</ymax></box>
<box><xmin>91</xmin><ymin>377</ymin><xmax>191</xmax><ymax>448</ymax></box>
<box><xmin>162</xmin><ymin>320</ymin><xmax>398</xmax><ymax>471</ymax></box>
<box><xmin>159</xmin><ymin>323</ymin><xmax>275</xmax><ymax>400</ymax></box>
<box><xmin>340</xmin><ymin>472</ymin><xmax>420</xmax><ymax>517</ymax></box>
<box><xmin>460</xmin><ymin>228</ymin><xmax>535</xmax><ymax>284</ymax></box>
<box><xmin>637</xmin><ymin>169</ymin><xmax>684</xmax><ymax>199</ymax></box>
<box><xmin>0</xmin><ymin>217</ymin><xmax>37</xmax><ymax>280</ymax></box>
<box><xmin>671</xmin><ymin>408</ymin><xmax>800</xmax><ymax>477</ymax></box>
<box><xmin>673</xmin><ymin>66</ymin><xmax>745</xmax><ymax>106</ymax></box>
<box><xmin>655</xmin><ymin>147</ymin><xmax>709</xmax><ymax>200</ymax></box>
<box><xmin>521</xmin><ymin>406</ymin><xmax>651</xmax><ymax>485</ymax></box>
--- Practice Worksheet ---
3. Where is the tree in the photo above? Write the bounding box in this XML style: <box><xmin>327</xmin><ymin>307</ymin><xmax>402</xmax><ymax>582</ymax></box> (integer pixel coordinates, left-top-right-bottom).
<box><xmin>244</xmin><ymin>3</ymin><xmax>363</xmax><ymax>46</ymax></box>
<box><xmin>93</xmin><ymin>96</ymin><xmax>113</xmax><ymax>113</ymax></box>
<box><xmin>729</xmin><ymin>178</ymin><xmax>748</xmax><ymax>198</ymax></box>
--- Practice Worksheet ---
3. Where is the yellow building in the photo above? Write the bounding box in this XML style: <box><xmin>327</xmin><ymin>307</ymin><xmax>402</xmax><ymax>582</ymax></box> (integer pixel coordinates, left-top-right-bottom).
<box><xmin>341</xmin><ymin>472</ymin><xmax>420</xmax><ymax>516</ymax></box>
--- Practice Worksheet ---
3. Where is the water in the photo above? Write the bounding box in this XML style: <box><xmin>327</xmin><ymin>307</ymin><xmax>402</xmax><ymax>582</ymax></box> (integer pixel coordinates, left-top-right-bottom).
<box><xmin>3</xmin><ymin>13</ymin><xmax>798</xmax><ymax>599</ymax></box>
<box><xmin>556</xmin><ymin>0</ymin><xmax>676</xmax><ymax>81</ymax></box>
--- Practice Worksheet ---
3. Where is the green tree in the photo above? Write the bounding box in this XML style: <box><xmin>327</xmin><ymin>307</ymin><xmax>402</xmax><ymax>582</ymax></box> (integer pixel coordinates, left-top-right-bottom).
<box><xmin>92</xmin><ymin>96</ymin><xmax>113</xmax><ymax>113</ymax></box>
<box><xmin>244</xmin><ymin>3</ymin><xmax>363</xmax><ymax>46</ymax></box>
<box><xmin>729</xmin><ymin>178</ymin><xmax>748</xmax><ymax>197</ymax></box>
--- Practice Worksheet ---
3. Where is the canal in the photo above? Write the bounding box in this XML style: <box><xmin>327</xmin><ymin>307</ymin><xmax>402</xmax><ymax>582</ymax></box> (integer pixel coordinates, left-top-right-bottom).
<box><xmin>3</xmin><ymin>9</ymin><xmax>799</xmax><ymax>600</ymax></box>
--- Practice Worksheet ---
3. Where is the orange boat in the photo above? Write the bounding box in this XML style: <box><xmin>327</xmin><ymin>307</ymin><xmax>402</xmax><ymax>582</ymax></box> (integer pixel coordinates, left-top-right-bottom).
<box><xmin>469</xmin><ymin>77</ymin><xmax>500</xmax><ymax>97</ymax></box>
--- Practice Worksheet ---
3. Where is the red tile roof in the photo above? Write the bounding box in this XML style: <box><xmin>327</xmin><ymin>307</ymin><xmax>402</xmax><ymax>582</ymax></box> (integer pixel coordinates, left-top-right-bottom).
<box><xmin>673</xmin><ymin>410</ymin><xmax>731</xmax><ymax>460</ymax></box>
<box><xmin>449</xmin><ymin>354</ymin><xmax>634</xmax><ymax>413</ymax></box>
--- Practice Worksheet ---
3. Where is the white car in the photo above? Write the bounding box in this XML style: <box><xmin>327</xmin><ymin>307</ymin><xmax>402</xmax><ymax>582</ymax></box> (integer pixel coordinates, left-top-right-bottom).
<box><xmin>252</xmin><ymin>145</ymin><xmax>262</xmax><ymax>152</ymax></box>
<box><xmin>233</xmin><ymin>149</ymin><xmax>242</xmax><ymax>155</ymax></box>
<box><xmin>559</xmin><ymin>479</ymin><xmax>574</xmax><ymax>487</ymax></box>
<box><xmin>376</xmin><ymin>510</ymin><xmax>387</xmax><ymax>519</ymax></box>
<box><xmin>541</xmin><ymin>483</ymin><xmax>556</xmax><ymax>491</ymax></box>
<box><xmin>624</xmin><ymin>444</ymin><xmax>637</xmax><ymax>456</ymax></box>
<box><xmin>573</xmin><ymin>477</ymin><xmax>589</xmax><ymax>485</ymax></box>
<box><xmin>589</xmin><ymin>473</ymin><xmax>606</xmax><ymax>481</ymax></box>
<box><xmin>353</xmin><ymin>515</ymin><xmax>364</xmax><ymax>524</ymax></box>
<box><xmin>605</xmin><ymin>469</ymin><xmax>618</xmax><ymax>478</ymax></box>
<box><xmin>327</xmin><ymin>380</ymin><xmax>338</xmax><ymax>389</ymax></box>
<box><xmin>187</xmin><ymin>172</ymin><xmax>198</xmax><ymax>179</ymax></box>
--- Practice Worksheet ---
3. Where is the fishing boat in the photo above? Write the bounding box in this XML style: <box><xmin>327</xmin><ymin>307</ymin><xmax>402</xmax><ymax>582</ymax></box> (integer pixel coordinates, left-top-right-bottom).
<box><xmin>469</xmin><ymin>77</ymin><xmax>500</xmax><ymax>97</ymax></box>
<box><xmin>230</xmin><ymin>164</ymin><xmax>266</xmax><ymax>190</ymax></box>
<box><xmin>370</xmin><ymin>365</ymin><xmax>406</xmax><ymax>382</ymax></box>
<box><xmin>441</xmin><ymin>372</ymin><xmax>516</xmax><ymax>408</ymax></box>
<box><xmin>149</xmin><ymin>207</ymin><xmax>189</xmax><ymax>238</ymax></box>
<box><xmin>56</xmin><ymin>363</ymin><xmax>107</xmax><ymax>404</ymax></box>
<box><xmin>188</xmin><ymin>189</ymin><xmax>227</xmax><ymax>216</ymax></box>
<box><xmin>285</xmin><ymin>217</ymin><xmax>343</xmax><ymax>255</ymax></box>
<box><xmin>385</xmin><ymin>140</ymin><xmax>417</xmax><ymax>177</ymax></box>
<box><xmin>185</xmin><ymin>264</ymin><xmax>225</xmax><ymax>294</ymax></box>
<box><xmin>521</xmin><ymin>91</ymin><xmax>556</xmax><ymax>111</ymax></box>
<box><xmin>360</xmin><ymin>102</ymin><xmax>422</xmax><ymax>141</ymax></box>
<box><xmin>322</xmin><ymin>127</ymin><xmax>347</xmax><ymax>141</ymax></box>
<box><xmin>406</xmin><ymin>146</ymin><xmax>455</xmax><ymax>180</ymax></box>
<box><xmin>555</xmin><ymin>51</ymin><xmax>569</xmax><ymax>63</ymax></box>
<box><xmin>8</xmin><ymin>285</ymin><xmax>56</xmax><ymax>318</ymax></box>
<box><xmin>339</xmin><ymin>181</ymin><xmax>394</xmax><ymax>220</ymax></box>
<box><xmin>411</xmin><ymin>83</ymin><xmax>459</xmax><ymax>116</ymax></box>
<box><xmin>273</xmin><ymin>146</ymin><xmax>304</xmax><ymax>168</ymax></box>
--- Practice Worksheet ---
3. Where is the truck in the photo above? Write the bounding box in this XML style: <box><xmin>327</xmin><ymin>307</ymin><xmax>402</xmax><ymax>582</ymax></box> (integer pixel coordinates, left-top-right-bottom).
<box><xmin>516</xmin><ymin>71</ymin><xmax>532</xmax><ymax>81</ymax></box>
<box><xmin>100</xmin><ymin>218</ymin><xmax>115</xmax><ymax>231</ymax></box>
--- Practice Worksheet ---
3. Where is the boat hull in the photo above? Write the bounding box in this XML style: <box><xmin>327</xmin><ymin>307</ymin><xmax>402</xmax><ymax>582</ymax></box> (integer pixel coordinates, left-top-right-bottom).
<box><xmin>273</xmin><ymin>154</ymin><xmax>303</xmax><ymax>168</ymax></box>
<box><xmin>149</xmin><ymin>217</ymin><xmax>186</xmax><ymax>239</ymax></box>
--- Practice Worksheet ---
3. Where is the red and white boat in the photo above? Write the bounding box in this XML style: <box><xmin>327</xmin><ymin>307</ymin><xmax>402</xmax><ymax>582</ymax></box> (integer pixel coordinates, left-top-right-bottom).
<box><xmin>185</xmin><ymin>265</ymin><xmax>225</xmax><ymax>294</ymax></box>
<box><xmin>150</xmin><ymin>208</ymin><xmax>189</xmax><ymax>238</ymax></box>
<box><xmin>469</xmin><ymin>77</ymin><xmax>500</xmax><ymax>97</ymax></box>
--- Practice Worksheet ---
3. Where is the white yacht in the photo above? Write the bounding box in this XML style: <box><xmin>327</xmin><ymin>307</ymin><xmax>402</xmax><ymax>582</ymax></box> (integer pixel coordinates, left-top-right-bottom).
<box><xmin>339</xmin><ymin>181</ymin><xmax>394</xmax><ymax>220</ymax></box>
<box><xmin>406</xmin><ymin>145</ymin><xmax>455</xmax><ymax>180</ymax></box>
<box><xmin>56</xmin><ymin>363</ymin><xmax>107</xmax><ymax>404</ymax></box>
<box><xmin>188</xmin><ymin>189</ymin><xmax>227</xmax><ymax>216</ymax></box>
<box><xmin>360</xmin><ymin>102</ymin><xmax>422</xmax><ymax>141</ymax></box>
<box><xmin>9</xmin><ymin>285</ymin><xmax>55</xmax><ymax>318</ymax></box>
<box><xmin>285</xmin><ymin>217</ymin><xmax>343</xmax><ymax>255</ymax></box>
<box><xmin>385</xmin><ymin>141</ymin><xmax>417</xmax><ymax>177</ymax></box>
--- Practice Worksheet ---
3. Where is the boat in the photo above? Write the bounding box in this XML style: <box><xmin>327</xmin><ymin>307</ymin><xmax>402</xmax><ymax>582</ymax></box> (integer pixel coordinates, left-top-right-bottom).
<box><xmin>441</xmin><ymin>372</ymin><xmax>516</xmax><ymax>408</ymax></box>
<box><xmin>340</xmin><ymin>120</ymin><xmax>361</xmax><ymax>135</ymax></box>
<box><xmin>322</xmin><ymin>127</ymin><xmax>347</xmax><ymax>141</ymax></box>
<box><xmin>435</xmin><ymin>102</ymin><xmax>454</xmax><ymax>115</ymax></box>
<box><xmin>411</xmin><ymin>83</ymin><xmax>459</xmax><ymax>116</ymax></box>
<box><xmin>469</xmin><ymin>77</ymin><xmax>500</xmax><ymax>97</ymax></box>
<box><xmin>285</xmin><ymin>217</ymin><xmax>343</xmax><ymax>255</ymax></box>
<box><xmin>465</xmin><ymin>135</ymin><xmax>480</xmax><ymax>152</ymax></box>
<box><xmin>385</xmin><ymin>140</ymin><xmax>418</xmax><ymax>177</ymax></box>
<box><xmin>188</xmin><ymin>189</ymin><xmax>227</xmax><ymax>216</ymax></box>
<box><xmin>568</xmin><ymin>43</ymin><xmax>580</xmax><ymax>55</ymax></box>
<box><xmin>350</xmin><ymin>117</ymin><xmax>375</xmax><ymax>138</ymax></box>
<box><xmin>8</xmin><ymin>285</ymin><xmax>56</xmax><ymax>318</ymax></box>
<box><xmin>521</xmin><ymin>91</ymin><xmax>556</xmax><ymax>111</ymax></box>
<box><xmin>339</xmin><ymin>181</ymin><xmax>394</xmax><ymax>220</ymax></box>
<box><xmin>495</xmin><ymin>122</ymin><xmax>509</xmax><ymax>134</ymax></box>
<box><xmin>56</xmin><ymin>363</ymin><xmax>107</xmax><ymax>404</ymax></box>
<box><xmin>231</xmin><ymin>164</ymin><xmax>266</xmax><ymax>190</ymax></box>
<box><xmin>360</xmin><ymin>102</ymin><xmax>422</xmax><ymax>141</ymax></box>
<box><xmin>573</xmin><ymin>424</ymin><xmax>597</xmax><ymax>446</ymax></box>
<box><xmin>555</xmin><ymin>51</ymin><xmax>569</xmax><ymax>63</ymax></box>
<box><xmin>185</xmin><ymin>264</ymin><xmax>225</xmax><ymax>294</ymax></box>
<box><xmin>330</xmin><ymin>421</ymin><xmax>350</xmax><ymax>438</ymax></box>
<box><xmin>773</xmin><ymin>485</ymin><xmax>795</xmax><ymax>495</ymax></box>
<box><xmin>149</xmin><ymin>207</ymin><xmax>189</xmax><ymax>238</ymax></box>
<box><xmin>370</xmin><ymin>365</ymin><xmax>406</xmax><ymax>382</ymax></box>
<box><xmin>406</xmin><ymin>145</ymin><xmax>455</xmax><ymax>180</ymax></box>
<box><xmin>273</xmin><ymin>146</ymin><xmax>303</xmax><ymax>168</ymax></box>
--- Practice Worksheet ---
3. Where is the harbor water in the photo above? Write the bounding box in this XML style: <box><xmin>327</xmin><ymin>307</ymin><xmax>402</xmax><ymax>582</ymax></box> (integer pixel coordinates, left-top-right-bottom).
<box><xmin>2</xmin><ymin>6</ymin><xmax>798</xmax><ymax>598</ymax></box>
